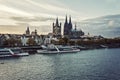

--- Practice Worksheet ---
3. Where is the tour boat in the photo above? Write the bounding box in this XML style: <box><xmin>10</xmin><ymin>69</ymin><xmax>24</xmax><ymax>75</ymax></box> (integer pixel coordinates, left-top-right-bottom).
<box><xmin>10</xmin><ymin>48</ymin><xmax>29</xmax><ymax>56</ymax></box>
<box><xmin>37</xmin><ymin>45</ymin><xmax>80</xmax><ymax>54</ymax></box>
<box><xmin>0</xmin><ymin>48</ymin><xmax>20</xmax><ymax>57</ymax></box>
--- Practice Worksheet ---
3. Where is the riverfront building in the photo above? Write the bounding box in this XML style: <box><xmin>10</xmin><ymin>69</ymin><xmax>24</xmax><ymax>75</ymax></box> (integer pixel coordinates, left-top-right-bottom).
<box><xmin>63</xmin><ymin>15</ymin><xmax>84</xmax><ymax>39</ymax></box>
<box><xmin>52</xmin><ymin>15</ymin><xmax>85</xmax><ymax>39</ymax></box>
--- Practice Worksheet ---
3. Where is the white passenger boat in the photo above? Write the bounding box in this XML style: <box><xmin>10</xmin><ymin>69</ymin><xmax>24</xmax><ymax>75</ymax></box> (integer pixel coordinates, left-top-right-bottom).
<box><xmin>0</xmin><ymin>48</ymin><xmax>29</xmax><ymax>58</ymax></box>
<box><xmin>10</xmin><ymin>48</ymin><xmax>29</xmax><ymax>56</ymax></box>
<box><xmin>37</xmin><ymin>45</ymin><xmax>80</xmax><ymax>54</ymax></box>
<box><xmin>0</xmin><ymin>48</ymin><xmax>19</xmax><ymax>57</ymax></box>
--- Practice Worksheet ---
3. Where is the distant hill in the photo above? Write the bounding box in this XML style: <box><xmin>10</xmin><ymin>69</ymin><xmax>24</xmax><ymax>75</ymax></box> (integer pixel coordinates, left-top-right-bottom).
<box><xmin>79</xmin><ymin>14</ymin><xmax>120</xmax><ymax>38</ymax></box>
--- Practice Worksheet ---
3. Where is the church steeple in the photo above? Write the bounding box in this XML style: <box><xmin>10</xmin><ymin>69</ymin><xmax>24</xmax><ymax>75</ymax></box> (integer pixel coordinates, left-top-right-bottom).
<box><xmin>68</xmin><ymin>15</ymin><xmax>72</xmax><ymax>31</ymax></box>
<box><xmin>56</xmin><ymin>17</ymin><xmax>59</xmax><ymax>26</ymax></box>
<box><xmin>75</xmin><ymin>23</ymin><xmax>77</xmax><ymax>31</ymax></box>
<box><xmin>69</xmin><ymin>15</ymin><xmax>71</xmax><ymax>24</ymax></box>
<box><xmin>26</xmin><ymin>26</ymin><xmax>30</xmax><ymax>35</ymax></box>
<box><xmin>35</xmin><ymin>29</ymin><xmax>37</xmax><ymax>35</ymax></box>
<box><xmin>65</xmin><ymin>15</ymin><xmax>68</xmax><ymax>23</ymax></box>
<box><xmin>64</xmin><ymin>15</ymin><xmax>68</xmax><ymax>36</ymax></box>
<box><xmin>27</xmin><ymin>27</ymin><xmax>29</xmax><ymax>32</ymax></box>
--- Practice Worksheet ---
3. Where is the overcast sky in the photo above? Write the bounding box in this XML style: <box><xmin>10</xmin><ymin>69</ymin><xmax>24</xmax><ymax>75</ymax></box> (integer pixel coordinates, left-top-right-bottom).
<box><xmin>59</xmin><ymin>0</ymin><xmax>120</xmax><ymax>19</ymax></box>
<box><xmin>0</xmin><ymin>0</ymin><xmax>120</xmax><ymax>34</ymax></box>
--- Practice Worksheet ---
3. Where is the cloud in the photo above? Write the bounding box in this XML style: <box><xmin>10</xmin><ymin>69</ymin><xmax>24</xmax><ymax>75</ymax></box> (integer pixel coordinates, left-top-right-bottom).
<box><xmin>0</xmin><ymin>0</ymin><xmax>78</xmax><ymax>17</ymax></box>
<box><xmin>0</xmin><ymin>18</ymin><xmax>18</xmax><ymax>25</ymax></box>
<box><xmin>108</xmin><ymin>20</ymin><xmax>115</xmax><ymax>27</ymax></box>
<box><xmin>26</xmin><ymin>0</ymin><xmax>63</xmax><ymax>11</ymax></box>
<box><xmin>0</xmin><ymin>0</ymin><xmax>80</xmax><ymax>34</ymax></box>
<box><xmin>0</xmin><ymin>4</ymin><xmax>32</xmax><ymax>16</ymax></box>
<box><xmin>10</xmin><ymin>17</ymin><xmax>55</xmax><ymax>22</ymax></box>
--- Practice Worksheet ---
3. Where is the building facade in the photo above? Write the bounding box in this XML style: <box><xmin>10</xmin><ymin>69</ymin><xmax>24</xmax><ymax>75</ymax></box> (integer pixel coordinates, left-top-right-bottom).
<box><xmin>53</xmin><ymin>18</ymin><xmax>61</xmax><ymax>38</ymax></box>
<box><xmin>71</xmin><ymin>23</ymin><xmax>85</xmax><ymax>39</ymax></box>
<box><xmin>63</xmin><ymin>15</ymin><xmax>84</xmax><ymax>39</ymax></box>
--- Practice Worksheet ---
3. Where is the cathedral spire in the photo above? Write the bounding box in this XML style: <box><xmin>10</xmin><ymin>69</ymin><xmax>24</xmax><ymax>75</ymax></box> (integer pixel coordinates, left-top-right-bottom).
<box><xmin>65</xmin><ymin>15</ymin><xmax>68</xmax><ymax>23</ymax></box>
<box><xmin>75</xmin><ymin>23</ymin><xmax>77</xmax><ymax>31</ymax></box>
<box><xmin>68</xmin><ymin>15</ymin><xmax>72</xmax><ymax>31</ymax></box>
<box><xmin>56</xmin><ymin>17</ymin><xmax>59</xmax><ymax>26</ymax></box>
<box><xmin>69</xmin><ymin>15</ymin><xmax>71</xmax><ymax>24</ymax></box>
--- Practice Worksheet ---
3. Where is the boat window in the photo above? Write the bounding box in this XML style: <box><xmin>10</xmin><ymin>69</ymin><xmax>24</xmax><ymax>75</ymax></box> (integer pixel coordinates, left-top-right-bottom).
<box><xmin>48</xmin><ymin>49</ymin><xmax>57</xmax><ymax>51</ymax></box>
<box><xmin>59</xmin><ymin>48</ymin><xmax>73</xmax><ymax>51</ymax></box>
<box><xmin>11</xmin><ymin>49</ymin><xmax>23</xmax><ymax>53</ymax></box>
<box><xmin>0</xmin><ymin>50</ymin><xmax>11</xmax><ymax>55</ymax></box>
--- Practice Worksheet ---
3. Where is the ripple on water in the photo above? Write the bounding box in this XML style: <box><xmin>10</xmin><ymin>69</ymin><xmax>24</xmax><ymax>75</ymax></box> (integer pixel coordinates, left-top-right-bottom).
<box><xmin>0</xmin><ymin>48</ymin><xmax>120</xmax><ymax>80</ymax></box>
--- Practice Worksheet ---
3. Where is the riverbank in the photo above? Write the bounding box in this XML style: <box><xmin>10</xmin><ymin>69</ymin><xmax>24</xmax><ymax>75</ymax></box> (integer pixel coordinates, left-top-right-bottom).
<box><xmin>80</xmin><ymin>44</ymin><xmax>120</xmax><ymax>50</ymax></box>
<box><xmin>0</xmin><ymin>43</ymin><xmax>120</xmax><ymax>54</ymax></box>
<box><xmin>55</xmin><ymin>38</ymin><xmax>120</xmax><ymax>50</ymax></box>
<box><xmin>1</xmin><ymin>37</ymin><xmax>120</xmax><ymax>52</ymax></box>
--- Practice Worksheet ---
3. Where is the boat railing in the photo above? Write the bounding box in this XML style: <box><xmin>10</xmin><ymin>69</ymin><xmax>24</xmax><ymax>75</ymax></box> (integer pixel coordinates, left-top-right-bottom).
<box><xmin>55</xmin><ymin>46</ymin><xmax>60</xmax><ymax>52</ymax></box>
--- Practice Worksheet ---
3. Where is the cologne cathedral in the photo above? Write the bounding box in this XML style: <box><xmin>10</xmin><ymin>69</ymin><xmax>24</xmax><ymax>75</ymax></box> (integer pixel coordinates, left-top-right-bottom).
<box><xmin>63</xmin><ymin>15</ymin><xmax>84</xmax><ymax>39</ymax></box>
<box><xmin>53</xmin><ymin>15</ymin><xmax>84</xmax><ymax>39</ymax></box>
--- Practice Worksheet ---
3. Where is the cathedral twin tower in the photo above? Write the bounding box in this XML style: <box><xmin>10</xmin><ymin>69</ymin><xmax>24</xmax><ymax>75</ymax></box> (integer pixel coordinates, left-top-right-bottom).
<box><xmin>64</xmin><ymin>15</ymin><xmax>73</xmax><ymax>37</ymax></box>
<box><xmin>53</xmin><ymin>15</ymin><xmax>73</xmax><ymax>38</ymax></box>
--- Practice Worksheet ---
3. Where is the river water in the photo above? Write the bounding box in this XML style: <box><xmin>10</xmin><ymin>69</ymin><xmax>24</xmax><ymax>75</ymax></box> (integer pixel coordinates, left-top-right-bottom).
<box><xmin>0</xmin><ymin>48</ymin><xmax>120</xmax><ymax>80</ymax></box>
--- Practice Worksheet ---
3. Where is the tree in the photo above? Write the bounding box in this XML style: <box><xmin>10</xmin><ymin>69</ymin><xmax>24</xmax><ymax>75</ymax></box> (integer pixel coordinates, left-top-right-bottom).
<box><xmin>58</xmin><ymin>37</ymin><xmax>69</xmax><ymax>45</ymax></box>
<box><xmin>68</xmin><ymin>40</ymin><xmax>75</xmax><ymax>45</ymax></box>
<box><xmin>3</xmin><ymin>38</ymin><xmax>22</xmax><ymax>47</ymax></box>
<box><xmin>27</xmin><ymin>38</ymin><xmax>36</xmax><ymax>46</ymax></box>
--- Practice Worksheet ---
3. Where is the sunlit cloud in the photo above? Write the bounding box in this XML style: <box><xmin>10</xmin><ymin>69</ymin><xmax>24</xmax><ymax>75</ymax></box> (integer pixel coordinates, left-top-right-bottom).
<box><xmin>0</xmin><ymin>4</ymin><xmax>32</xmax><ymax>16</ymax></box>
<box><xmin>0</xmin><ymin>0</ymin><xmax>120</xmax><ymax>35</ymax></box>
<box><xmin>26</xmin><ymin>0</ymin><xmax>66</xmax><ymax>12</ymax></box>
<box><xmin>108</xmin><ymin>20</ymin><xmax>114</xmax><ymax>27</ymax></box>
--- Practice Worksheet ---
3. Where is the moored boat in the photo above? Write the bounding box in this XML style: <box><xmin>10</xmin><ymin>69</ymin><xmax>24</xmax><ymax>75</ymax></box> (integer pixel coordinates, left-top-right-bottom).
<box><xmin>37</xmin><ymin>45</ymin><xmax>80</xmax><ymax>54</ymax></box>
<box><xmin>10</xmin><ymin>48</ymin><xmax>29</xmax><ymax>56</ymax></box>
<box><xmin>0</xmin><ymin>48</ymin><xmax>20</xmax><ymax>58</ymax></box>
<box><xmin>21</xmin><ymin>46</ymin><xmax>42</xmax><ymax>54</ymax></box>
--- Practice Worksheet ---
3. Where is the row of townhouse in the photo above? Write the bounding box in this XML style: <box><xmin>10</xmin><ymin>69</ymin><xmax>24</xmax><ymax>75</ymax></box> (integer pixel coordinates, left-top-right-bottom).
<box><xmin>0</xmin><ymin>34</ymin><xmax>50</xmax><ymax>46</ymax></box>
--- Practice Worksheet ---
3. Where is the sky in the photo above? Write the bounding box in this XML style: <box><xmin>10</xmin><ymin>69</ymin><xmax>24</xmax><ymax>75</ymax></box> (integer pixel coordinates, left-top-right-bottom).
<box><xmin>0</xmin><ymin>0</ymin><xmax>120</xmax><ymax>34</ymax></box>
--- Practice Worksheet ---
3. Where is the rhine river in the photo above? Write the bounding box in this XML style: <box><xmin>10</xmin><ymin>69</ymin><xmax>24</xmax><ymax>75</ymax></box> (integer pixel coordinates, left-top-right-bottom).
<box><xmin>0</xmin><ymin>48</ymin><xmax>120</xmax><ymax>80</ymax></box>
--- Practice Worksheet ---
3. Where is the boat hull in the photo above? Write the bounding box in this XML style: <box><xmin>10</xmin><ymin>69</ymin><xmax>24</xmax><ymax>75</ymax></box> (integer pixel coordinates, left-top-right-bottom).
<box><xmin>16</xmin><ymin>53</ymin><xmax>29</xmax><ymax>56</ymax></box>
<box><xmin>37</xmin><ymin>49</ymin><xmax>80</xmax><ymax>54</ymax></box>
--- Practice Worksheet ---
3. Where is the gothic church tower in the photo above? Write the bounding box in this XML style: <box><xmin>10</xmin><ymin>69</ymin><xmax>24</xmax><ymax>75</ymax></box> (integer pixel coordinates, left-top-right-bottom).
<box><xmin>53</xmin><ymin>17</ymin><xmax>61</xmax><ymax>38</ymax></box>
<box><xmin>26</xmin><ymin>26</ymin><xmax>30</xmax><ymax>35</ymax></box>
